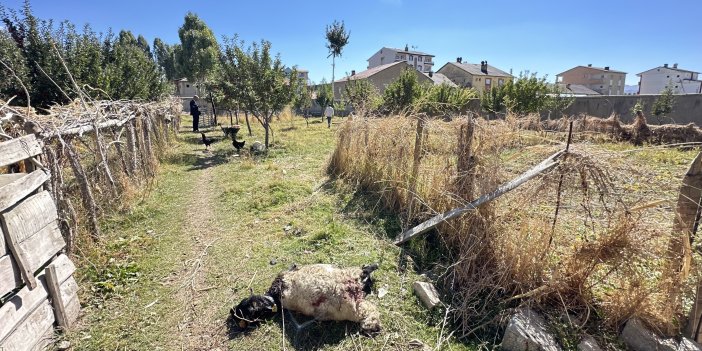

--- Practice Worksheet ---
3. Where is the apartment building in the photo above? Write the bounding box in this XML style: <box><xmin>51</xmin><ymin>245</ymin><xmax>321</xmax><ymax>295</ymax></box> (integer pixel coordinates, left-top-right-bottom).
<box><xmin>367</xmin><ymin>45</ymin><xmax>435</xmax><ymax>74</ymax></box>
<box><xmin>436</xmin><ymin>58</ymin><xmax>513</xmax><ymax>93</ymax></box>
<box><xmin>556</xmin><ymin>64</ymin><xmax>626</xmax><ymax>95</ymax></box>
<box><xmin>637</xmin><ymin>63</ymin><xmax>702</xmax><ymax>94</ymax></box>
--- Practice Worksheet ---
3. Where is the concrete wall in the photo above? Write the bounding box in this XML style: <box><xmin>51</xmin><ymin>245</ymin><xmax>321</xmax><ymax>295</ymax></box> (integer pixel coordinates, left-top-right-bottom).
<box><xmin>559</xmin><ymin>94</ymin><xmax>702</xmax><ymax>124</ymax></box>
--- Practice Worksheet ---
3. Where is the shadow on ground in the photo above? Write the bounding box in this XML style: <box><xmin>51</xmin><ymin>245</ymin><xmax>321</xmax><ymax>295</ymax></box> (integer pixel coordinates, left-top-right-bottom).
<box><xmin>227</xmin><ymin>312</ymin><xmax>358</xmax><ymax>351</ymax></box>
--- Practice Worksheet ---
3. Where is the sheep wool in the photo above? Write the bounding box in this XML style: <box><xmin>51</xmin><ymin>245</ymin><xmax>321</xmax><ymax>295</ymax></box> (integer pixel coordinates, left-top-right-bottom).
<box><xmin>272</xmin><ymin>264</ymin><xmax>381</xmax><ymax>333</ymax></box>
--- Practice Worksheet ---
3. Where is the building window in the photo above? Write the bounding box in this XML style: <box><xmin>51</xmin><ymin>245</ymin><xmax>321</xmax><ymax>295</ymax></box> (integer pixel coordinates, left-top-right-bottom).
<box><xmin>601</xmin><ymin>74</ymin><xmax>605</xmax><ymax>78</ymax></box>
<box><xmin>380</xmin><ymin>57</ymin><xmax>384</xmax><ymax>64</ymax></box>
<box><xmin>395</xmin><ymin>54</ymin><xmax>400</xmax><ymax>60</ymax></box>
<box><xmin>418</xmin><ymin>65</ymin><xmax>422</xmax><ymax>71</ymax></box>
<box><xmin>485</xmin><ymin>78</ymin><xmax>492</xmax><ymax>91</ymax></box>
<box><xmin>498</xmin><ymin>79</ymin><xmax>504</xmax><ymax>86</ymax></box>
<box><xmin>677</xmin><ymin>75</ymin><xmax>680</xmax><ymax>77</ymax></box>
<box><xmin>600</xmin><ymin>85</ymin><xmax>603</xmax><ymax>88</ymax></box>
<box><xmin>667</xmin><ymin>75</ymin><xmax>670</xmax><ymax>78</ymax></box>
<box><xmin>409</xmin><ymin>55</ymin><xmax>414</xmax><ymax>60</ymax></box>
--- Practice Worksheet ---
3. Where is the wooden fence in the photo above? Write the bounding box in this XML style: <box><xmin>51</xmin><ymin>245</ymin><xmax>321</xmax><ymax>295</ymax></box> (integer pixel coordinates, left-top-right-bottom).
<box><xmin>0</xmin><ymin>134</ymin><xmax>79</xmax><ymax>350</ymax></box>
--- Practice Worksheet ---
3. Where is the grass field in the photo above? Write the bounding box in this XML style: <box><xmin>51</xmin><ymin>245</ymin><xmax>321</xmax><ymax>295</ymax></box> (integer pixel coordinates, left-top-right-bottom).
<box><xmin>69</xmin><ymin>115</ymin><xmax>475</xmax><ymax>350</ymax></box>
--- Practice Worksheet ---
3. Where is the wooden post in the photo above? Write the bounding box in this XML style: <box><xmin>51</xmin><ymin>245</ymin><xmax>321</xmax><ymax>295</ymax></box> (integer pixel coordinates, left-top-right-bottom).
<box><xmin>65</xmin><ymin>141</ymin><xmax>101</xmax><ymax>241</ymax></box>
<box><xmin>456</xmin><ymin>116</ymin><xmax>476</xmax><ymax>200</ymax></box>
<box><xmin>673</xmin><ymin>151</ymin><xmax>702</xmax><ymax>341</ymax></box>
<box><xmin>93</xmin><ymin>122</ymin><xmax>118</xmax><ymax>196</ymax></box>
<box><xmin>407</xmin><ymin>116</ymin><xmax>428</xmax><ymax>221</ymax></box>
<box><xmin>126</xmin><ymin>120</ymin><xmax>139</xmax><ymax>177</ymax></box>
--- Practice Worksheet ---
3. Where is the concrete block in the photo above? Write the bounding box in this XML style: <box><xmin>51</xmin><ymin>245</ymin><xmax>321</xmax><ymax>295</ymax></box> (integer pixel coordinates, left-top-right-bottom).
<box><xmin>413</xmin><ymin>281</ymin><xmax>440</xmax><ymax>309</ymax></box>
<box><xmin>501</xmin><ymin>308</ymin><xmax>561</xmax><ymax>351</ymax></box>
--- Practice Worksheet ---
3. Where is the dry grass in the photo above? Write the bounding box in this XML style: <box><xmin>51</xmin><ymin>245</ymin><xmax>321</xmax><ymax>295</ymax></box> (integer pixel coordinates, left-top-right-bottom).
<box><xmin>329</xmin><ymin>114</ymin><xmax>702</xmax><ymax>341</ymax></box>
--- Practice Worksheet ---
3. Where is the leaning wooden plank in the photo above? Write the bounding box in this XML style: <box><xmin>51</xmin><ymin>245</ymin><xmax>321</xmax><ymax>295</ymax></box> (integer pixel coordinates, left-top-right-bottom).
<box><xmin>0</xmin><ymin>170</ymin><xmax>51</xmax><ymax>213</ymax></box>
<box><xmin>0</xmin><ymin>134</ymin><xmax>43</xmax><ymax>168</ymax></box>
<box><xmin>0</xmin><ymin>173</ymin><xmax>26</xmax><ymax>187</ymax></box>
<box><xmin>0</xmin><ymin>254</ymin><xmax>22</xmax><ymax>297</ymax></box>
<box><xmin>61</xmin><ymin>279</ymin><xmax>80</xmax><ymax>327</ymax></box>
<box><xmin>0</xmin><ymin>254</ymin><xmax>74</xmax><ymax>341</ymax></box>
<box><xmin>0</xmin><ymin>300</ymin><xmax>54</xmax><ymax>351</ymax></box>
<box><xmin>46</xmin><ymin>268</ymin><xmax>79</xmax><ymax>329</ymax></box>
<box><xmin>22</xmin><ymin>222</ymin><xmax>65</xmax><ymax>271</ymax></box>
<box><xmin>46</xmin><ymin>264</ymin><xmax>68</xmax><ymax>328</ymax></box>
<box><xmin>1</xmin><ymin>215</ymin><xmax>38</xmax><ymax>289</ymax></box>
<box><xmin>2</xmin><ymin>191</ymin><xmax>57</xmax><ymax>244</ymax></box>
<box><xmin>395</xmin><ymin>150</ymin><xmax>565</xmax><ymax>245</ymax></box>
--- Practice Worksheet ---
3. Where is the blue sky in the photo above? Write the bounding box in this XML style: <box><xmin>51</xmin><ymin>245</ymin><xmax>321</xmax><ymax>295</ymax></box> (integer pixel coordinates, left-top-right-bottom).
<box><xmin>2</xmin><ymin>0</ymin><xmax>701</xmax><ymax>86</ymax></box>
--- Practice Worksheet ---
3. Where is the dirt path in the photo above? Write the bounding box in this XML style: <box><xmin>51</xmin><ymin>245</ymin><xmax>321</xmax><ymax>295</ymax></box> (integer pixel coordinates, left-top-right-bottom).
<box><xmin>172</xmin><ymin>152</ymin><xmax>228</xmax><ymax>350</ymax></box>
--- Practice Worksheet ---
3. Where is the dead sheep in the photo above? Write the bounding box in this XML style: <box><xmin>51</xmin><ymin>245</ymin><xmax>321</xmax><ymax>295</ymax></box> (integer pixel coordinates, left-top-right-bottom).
<box><xmin>231</xmin><ymin>263</ymin><xmax>381</xmax><ymax>335</ymax></box>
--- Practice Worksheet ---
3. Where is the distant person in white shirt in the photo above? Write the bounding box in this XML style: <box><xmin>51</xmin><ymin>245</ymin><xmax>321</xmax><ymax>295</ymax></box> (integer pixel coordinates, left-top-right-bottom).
<box><xmin>324</xmin><ymin>105</ymin><xmax>334</xmax><ymax>128</ymax></box>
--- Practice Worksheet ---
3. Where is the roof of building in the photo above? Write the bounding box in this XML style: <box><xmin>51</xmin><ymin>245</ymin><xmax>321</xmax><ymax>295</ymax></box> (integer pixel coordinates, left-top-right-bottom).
<box><xmin>557</xmin><ymin>65</ymin><xmax>626</xmax><ymax>75</ymax></box>
<box><xmin>636</xmin><ymin>65</ymin><xmax>700</xmax><ymax>76</ymax></box>
<box><xmin>334</xmin><ymin>61</ymin><xmax>410</xmax><ymax>83</ymax></box>
<box><xmin>441</xmin><ymin>61</ymin><xmax>513</xmax><ymax>78</ymax></box>
<box><xmin>555</xmin><ymin>83</ymin><xmax>600</xmax><ymax>96</ymax></box>
<box><xmin>388</xmin><ymin>47</ymin><xmax>435</xmax><ymax>57</ymax></box>
<box><xmin>424</xmin><ymin>72</ymin><xmax>457</xmax><ymax>87</ymax></box>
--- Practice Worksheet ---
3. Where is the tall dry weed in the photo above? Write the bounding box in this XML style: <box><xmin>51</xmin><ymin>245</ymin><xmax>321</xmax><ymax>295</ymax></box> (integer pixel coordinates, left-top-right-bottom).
<box><xmin>329</xmin><ymin>114</ymin><xmax>698</xmax><ymax>338</ymax></box>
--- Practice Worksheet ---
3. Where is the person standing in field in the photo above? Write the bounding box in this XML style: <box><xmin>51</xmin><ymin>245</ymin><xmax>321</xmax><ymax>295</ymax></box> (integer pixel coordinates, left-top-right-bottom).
<box><xmin>324</xmin><ymin>104</ymin><xmax>334</xmax><ymax>128</ymax></box>
<box><xmin>190</xmin><ymin>95</ymin><xmax>201</xmax><ymax>132</ymax></box>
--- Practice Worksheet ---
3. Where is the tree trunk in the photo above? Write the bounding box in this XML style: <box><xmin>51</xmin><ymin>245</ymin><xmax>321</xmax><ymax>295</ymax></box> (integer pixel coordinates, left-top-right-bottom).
<box><xmin>264</xmin><ymin>119</ymin><xmax>270</xmax><ymax>149</ymax></box>
<box><xmin>245</xmin><ymin>111</ymin><xmax>253</xmax><ymax>136</ymax></box>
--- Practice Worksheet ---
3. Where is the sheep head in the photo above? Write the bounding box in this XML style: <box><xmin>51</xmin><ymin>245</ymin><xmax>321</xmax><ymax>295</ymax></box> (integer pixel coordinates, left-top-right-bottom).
<box><xmin>230</xmin><ymin>294</ymin><xmax>278</xmax><ymax>328</ymax></box>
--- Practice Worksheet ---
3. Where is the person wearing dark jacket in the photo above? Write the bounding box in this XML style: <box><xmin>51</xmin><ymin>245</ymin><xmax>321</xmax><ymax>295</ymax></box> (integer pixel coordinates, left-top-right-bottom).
<box><xmin>190</xmin><ymin>95</ymin><xmax>201</xmax><ymax>132</ymax></box>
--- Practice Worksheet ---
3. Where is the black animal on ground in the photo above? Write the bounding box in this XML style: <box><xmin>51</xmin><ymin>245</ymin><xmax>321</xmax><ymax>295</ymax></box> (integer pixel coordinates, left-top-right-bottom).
<box><xmin>230</xmin><ymin>263</ymin><xmax>381</xmax><ymax>336</ymax></box>
<box><xmin>232</xmin><ymin>139</ymin><xmax>245</xmax><ymax>153</ymax></box>
<box><xmin>200</xmin><ymin>132</ymin><xmax>218</xmax><ymax>150</ymax></box>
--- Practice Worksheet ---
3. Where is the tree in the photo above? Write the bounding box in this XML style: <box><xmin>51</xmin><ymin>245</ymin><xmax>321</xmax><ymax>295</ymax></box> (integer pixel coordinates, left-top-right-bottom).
<box><xmin>218</xmin><ymin>37</ymin><xmax>295</xmax><ymax>149</ymax></box>
<box><xmin>315</xmin><ymin>79</ymin><xmax>333</xmax><ymax>121</ymax></box>
<box><xmin>325</xmin><ymin>20</ymin><xmax>349</xmax><ymax>108</ymax></box>
<box><xmin>342</xmin><ymin>78</ymin><xmax>380</xmax><ymax>116</ymax></box>
<box><xmin>382</xmin><ymin>68</ymin><xmax>424</xmax><ymax>113</ymax></box>
<box><xmin>178</xmin><ymin>12</ymin><xmax>218</xmax><ymax>84</ymax></box>
<box><xmin>293</xmin><ymin>84</ymin><xmax>313</xmax><ymax>125</ymax></box>
<box><xmin>153</xmin><ymin>38</ymin><xmax>180</xmax><ymax>81</ymax></box>
<box><xmin>478</xmin><ymin>73</ymin><xmax>561</xmax><ymax>116</ymax></box>
<box><xmin>652</xmin><ymin>85</ymin><xmax>675</xmax><ymax>123</ymax></box>
<box><xmin>420</xmin><ymin>84</ymin><xmax>476</xmax><ymax>116</ymax></box>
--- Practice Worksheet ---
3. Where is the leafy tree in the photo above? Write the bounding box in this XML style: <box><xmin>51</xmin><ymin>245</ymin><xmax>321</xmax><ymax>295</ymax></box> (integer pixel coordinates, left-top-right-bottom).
<box><xmin>0</xmin><ymin>1</ymin><xmax>167</xmax><ymax>107</ymax></box>
<box><xmin>0</xmin><ymin>28</ymin><xmax>29</xmax><ymax>101</ymax></box>
<box><xmin>218</xmin><ymin>37</ymin><xmax>295</xmax><ymax>149</ymax></box>
<box><xmin>153</xmin><ymin>38</ymin><xmax>180</xmax><ymax>80</ymax></box>
<box><xmin>652</xmin><ymin>84</ymin><xmax>675</xmax><ymax>123</ymax></box>
<box><xmin>136</xmin><ymin>34</ymin><xmax>152</xmax><ymax>58</ymax></box>
<box><xmin>342</xmin><ymin>78</ymin><xmax>380</xmax><ymax>115</ymax></box>
<box><xmin>177</xmin><ymin>12</ymin><xmax>218</xmax><ymax>85</ymax></box>
<box><xmin>293</xmin><ymin>84</ymin><xmax>313</xmax><ymax>120</ymax></box>
<box><xmin>420</xmin><ymin>84</ymin><xmax>476</xmax><ymax>116</ymax></box>
<box><xmin>325</xmin><ymin>20</ymin><xmax>349</xmax><ymax>106</ymax></box>
<box><xmin>382</xmin><ymin>68</ymin><xmax>424</xmax><ymax>113</ymax></box>
<box><xmin>314</xmin><ymin>79</ymin><xmax>333</xmax><ymax>120</ymax></box>
<box><xmin>479</xmin><ymin>73</ymin><xmax>560</xmax><ymax>116</ymax></box>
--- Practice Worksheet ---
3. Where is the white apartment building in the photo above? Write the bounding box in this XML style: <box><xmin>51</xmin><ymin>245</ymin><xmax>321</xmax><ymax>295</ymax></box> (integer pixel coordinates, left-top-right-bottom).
<box><xmin>637</xmin><ymin>63</ymin><xmax>702</xmax><ymax>94</ymax></box>
<box><xmin>367</xmin><ymin>45</ymin><xmax>435</xmax><ymax>73</ymax></box>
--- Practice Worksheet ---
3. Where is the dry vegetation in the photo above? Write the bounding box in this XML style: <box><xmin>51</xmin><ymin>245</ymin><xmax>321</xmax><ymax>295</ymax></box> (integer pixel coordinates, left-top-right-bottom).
<box><xmin>1</xmin><ymin>97</ymin><xmax>181</xmax><ymax>252</ymax></box>
<box><xmin>329</xmin><ymin>114</ymin><xmax>701</xmax><ymax>342</ymax></box>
